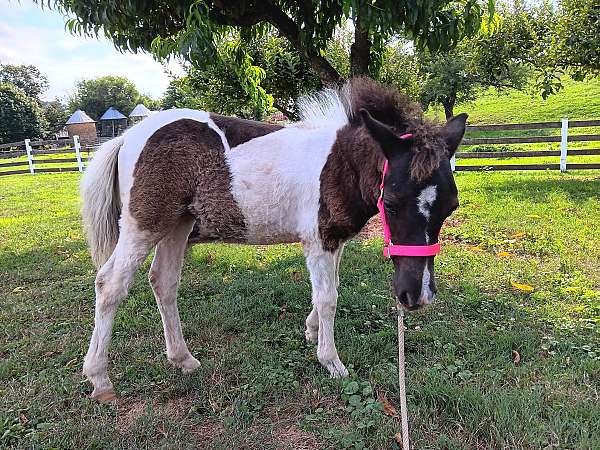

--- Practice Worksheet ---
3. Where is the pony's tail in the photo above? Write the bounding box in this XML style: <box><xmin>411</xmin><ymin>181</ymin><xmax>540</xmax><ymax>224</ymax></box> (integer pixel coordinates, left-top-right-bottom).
<box><xmin>80</xmin><ymin>137</ymin><xmax>124</xmax><ymax>268</ymax></box>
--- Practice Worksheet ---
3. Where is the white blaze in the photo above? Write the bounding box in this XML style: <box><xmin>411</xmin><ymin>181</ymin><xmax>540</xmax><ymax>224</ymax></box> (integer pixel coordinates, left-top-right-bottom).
<box><xmin>417</xmin><ymin>185</ymin><xmax>437</xmax><ymax>220</ymax></box>
<box><xmin>417</xmin><ymin>185</ymin><xmax>437</xmax><ymax>303</ymax></box>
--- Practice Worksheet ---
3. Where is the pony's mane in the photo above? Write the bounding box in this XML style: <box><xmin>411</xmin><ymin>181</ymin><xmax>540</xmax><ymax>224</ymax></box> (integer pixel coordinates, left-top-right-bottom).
<box><xmin>297</xmin><ymin>86</ymin><xmax>350</xmax><ymax>129</ymax></box>
<box><xmin>298</xmin><ymin>77</ymin><xmax>446</xmax><ymax>182</ymax></box>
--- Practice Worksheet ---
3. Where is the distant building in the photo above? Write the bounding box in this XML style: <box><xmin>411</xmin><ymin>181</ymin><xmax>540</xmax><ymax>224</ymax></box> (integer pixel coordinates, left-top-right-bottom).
<box><xmin>129</xmin><ymin>104</ymin><xmax>152</xmax><ymax>123</ymax></box>
<box><xmin>99</xmin><ymin>107</ymin><xmax>127</xmax><ymax>137</ymax></box>
<box><xmin>65</xmin><ymin>109</ymin><xmax>97</xmax><ymax>142</ymax></box>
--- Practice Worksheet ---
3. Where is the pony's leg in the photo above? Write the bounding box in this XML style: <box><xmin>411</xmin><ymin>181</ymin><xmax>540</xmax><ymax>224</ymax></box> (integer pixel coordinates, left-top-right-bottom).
<box><xmin>304</xmin><ymin>243</ymin><xmax>348</xmax><ymax>378</ymax></box>
<box><xmin>148</xmin><ymin>216</ymin><xmax>200</xmax><ymax>374</ymax></box>
<box><xmin>305</xmin><ymin>245</ymin><xmax>344</xmax><ymax>344</ymax></box>
<box><xmin>83</xmin><ymin>223</ymin><xmax>155</xmax><ymax>402</ymax></box>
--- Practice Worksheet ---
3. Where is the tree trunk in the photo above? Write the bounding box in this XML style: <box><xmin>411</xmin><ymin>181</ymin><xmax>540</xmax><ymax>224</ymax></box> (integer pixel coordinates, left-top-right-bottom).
<box><xmin>442</xmin><ymin>97</ymin><xmax>456</xmax><ymax>120</ymax></box>
<box><xmin>350</xmin><ymin>14</ymin><xmax>371</xmax><ymax>77</ymax></box>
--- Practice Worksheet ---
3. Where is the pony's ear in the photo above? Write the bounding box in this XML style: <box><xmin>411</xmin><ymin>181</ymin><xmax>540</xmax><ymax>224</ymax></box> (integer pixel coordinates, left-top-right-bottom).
<box><xmin>359</xmin><ymin>108</ymin><xmax>411</xmax><ymax>159</ymax></box>
<box><xmin>443</xmin><ymin>113</ymin><xmax>468</xmax><ymax>157</ymax></box>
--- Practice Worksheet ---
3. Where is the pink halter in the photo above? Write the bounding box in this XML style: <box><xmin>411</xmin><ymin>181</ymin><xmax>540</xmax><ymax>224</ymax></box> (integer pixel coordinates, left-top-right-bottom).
<box><xmin>377</xmin><ymin>134</ymin><xmax>441</xmax><ymax>258</ymax></box>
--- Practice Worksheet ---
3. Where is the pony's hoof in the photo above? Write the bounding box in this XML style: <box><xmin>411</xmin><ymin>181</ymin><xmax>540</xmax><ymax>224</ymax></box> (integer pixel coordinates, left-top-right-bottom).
<box><xmin>91</xmin><ymin>388</ymin><xmax>118</xmax><ymax>404</ymax></box>
<box><xmin>322</xmin><ymin>359</ymin><xmax>349</xmax><ymax>378</ymax></box>
<box><xmin>172</xmin><ymin>355</ymin><xmax>201</xmax><ymax>374</ymax></box>
<box><xmin>305</xmin><ymin>327</ymin><xmax>318</xmax><ymax>344</ymax></box>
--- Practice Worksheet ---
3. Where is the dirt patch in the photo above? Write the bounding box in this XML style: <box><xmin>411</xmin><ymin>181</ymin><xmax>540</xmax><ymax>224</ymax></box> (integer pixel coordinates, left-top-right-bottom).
<box><xmin>271</xmin><ymin>422</ymin><xmax>321</xmax><ymax>450</ymax></box>
<box><xmin>357</xmin><ymin>216</ymin><xmax>383</xmax><ymax>240</ymax></box>
<box><xmin>117</xmin><ymin>399</ymin><xmax>149</xmax><ymax>431</ymax></box>
<box><xmin>191</xmin><ymin>420</ymin><xmax>227</xmax><ymax>448</ymax></box>
<box><xmin>356</xmin><ymin>214</ymin><xmax>466</xmax><ymax>241</ymax></box>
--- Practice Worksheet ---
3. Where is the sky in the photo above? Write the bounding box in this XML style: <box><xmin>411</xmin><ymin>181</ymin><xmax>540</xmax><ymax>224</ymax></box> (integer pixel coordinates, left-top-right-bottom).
<box><xmin>0</xmin><ymin>0</ymin><xmax>183</xmax><ymax>101</ymax></box>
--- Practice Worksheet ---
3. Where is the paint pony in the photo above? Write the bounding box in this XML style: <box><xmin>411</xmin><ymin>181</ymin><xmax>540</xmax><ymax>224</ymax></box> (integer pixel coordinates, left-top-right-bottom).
<box><xmin>80</xmin><ymin>78</ymin><xmax>467</xmax><ymax>402</ymax></box>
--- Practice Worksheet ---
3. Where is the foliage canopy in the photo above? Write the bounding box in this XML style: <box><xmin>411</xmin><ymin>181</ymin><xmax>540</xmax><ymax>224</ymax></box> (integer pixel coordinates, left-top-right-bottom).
<box><xmin>0</xmin><ymin>64</ymin><xmax>49</xmax><ymax>100</ymax></box>
<box><xmin>69</xmin><ymin>76</ymin><xmax>143</xmax><ymax>120</ymax></box>
<box><xmin>0</xmin><ymin>83</ymin><xmax>47</xmax><ymax>144</ymax></box>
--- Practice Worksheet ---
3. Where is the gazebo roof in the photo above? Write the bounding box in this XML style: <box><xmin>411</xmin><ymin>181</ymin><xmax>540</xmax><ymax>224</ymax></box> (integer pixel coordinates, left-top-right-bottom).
<box><xmin>129</xmin><ymin>103</ymin><xmax>152</xmax><ymax>118</ymax></box>
<box><xmin>100</xmin><ymin>106</ymin><xmax>127</xmax><ymax>121</ymax></box>
<box><xmin>66</xmin><ymin>109</ymin><xmax>95</xmax><ymax>124</ymax></box>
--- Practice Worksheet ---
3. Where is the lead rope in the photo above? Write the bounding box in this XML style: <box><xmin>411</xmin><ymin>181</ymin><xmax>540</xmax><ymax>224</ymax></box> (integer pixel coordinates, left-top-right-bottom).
<box><xmin>397</xmin><ymin>305</ymin><xmax>410</xmax><ymax>450</ymax></box>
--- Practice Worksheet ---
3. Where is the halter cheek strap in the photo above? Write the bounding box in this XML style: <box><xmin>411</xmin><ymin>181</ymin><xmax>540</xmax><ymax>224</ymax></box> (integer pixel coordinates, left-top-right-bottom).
<box><xmin>378</xmin><ymin>135</ymin><xmax>441</xmax><ymax>258</ymax></box>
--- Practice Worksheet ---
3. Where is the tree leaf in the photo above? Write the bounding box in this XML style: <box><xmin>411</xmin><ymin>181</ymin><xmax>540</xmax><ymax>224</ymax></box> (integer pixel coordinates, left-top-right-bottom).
<box><xmin>512</xmin><ymin>350</ymin><xmax>521</xmax><ymax>365</ymax></box>
<box><xmin>511</xmin><ymin>281</ymin><xmax>534</xmax><ymax>293</ymax></box>
<box><xmin>378</xmin><ymin>393</ymin><xmax>399</xmax><ymax>418</ymax></box>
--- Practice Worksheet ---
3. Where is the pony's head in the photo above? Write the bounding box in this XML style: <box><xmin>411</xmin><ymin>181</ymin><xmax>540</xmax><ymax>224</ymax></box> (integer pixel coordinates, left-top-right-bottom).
<box><xmin>349</xmin><ymin>78</ymin><xmax>467</xmax><ymax>310</ymax></box>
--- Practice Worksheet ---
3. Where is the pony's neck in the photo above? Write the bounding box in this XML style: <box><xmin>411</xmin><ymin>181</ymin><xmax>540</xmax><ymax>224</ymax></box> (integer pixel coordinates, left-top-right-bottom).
<box><xmin>318</xmin><ymin>125</ymin><xmax>383</xmax><ymax>249</ymax></box>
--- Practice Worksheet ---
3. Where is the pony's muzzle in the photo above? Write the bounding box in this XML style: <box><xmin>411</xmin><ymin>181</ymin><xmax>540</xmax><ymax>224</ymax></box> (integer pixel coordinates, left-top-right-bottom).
<box><xmin>397</xmin><ymin>291</ymin><xmax>433</xmax><ymax>311</ymax></box>
<box><xmin>392</xmin><ymin>257</ymin><xmax>437</xmax><ymax>310</ymax></box>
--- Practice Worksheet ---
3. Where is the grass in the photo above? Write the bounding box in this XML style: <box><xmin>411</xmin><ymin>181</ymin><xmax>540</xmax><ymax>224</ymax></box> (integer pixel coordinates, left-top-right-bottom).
<box><xmin>1</xmin><ymin>171</ymin><xmax>599</xmax><ymax>449</ymax></box>
<box><xmin>452</xmin><ymin>77</ymin><xmax>600</xmax><ymax>124</ymax></box>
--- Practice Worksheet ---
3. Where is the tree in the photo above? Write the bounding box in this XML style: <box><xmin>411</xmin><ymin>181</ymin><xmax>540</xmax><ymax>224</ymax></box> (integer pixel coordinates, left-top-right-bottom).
<box><xmin>162</xmin><ymin>34</ymin><xmax>320</xmax><ymax>119</ymax></box>
<box><xmin>0</xmin><ymin>83</ymin><xmax>47</xmax><ymax>144</ymax></box>
<box><xmin>43</xmin><ymin>100</ymin><xmax>70</xmax><ymax>136</ymax></box>
<box><xmin>138</xmin><ymin>94</ymin><xmax>162</xmax><ymax>112</ymax></box>
<box><xmin>417</xmin><ymin>8</ymin><xmax>533</xmax><ymax>118</ymax></box>
<box><xmin>552</xmin><ymin>0</ymin><xmax>600</xmax><ymax>81</ymax></box>
<box><xmin>43</xmin><ymin>0</ymin><xmax>493</xmax><ymax>114</ymax></box>
<box><xmin>470</xmin><ymin>0</ymin><xmax>599</xmax><ymax>99</ymax></box>
<box><xmin>69</xmin><ymin>76</ymin><xmax>142</xmax><ymax>120</ymax></box>
<box><xmin>0</xmin><ymin>64</ymin><xmax>49</xmax><ymax>99</ymax></box>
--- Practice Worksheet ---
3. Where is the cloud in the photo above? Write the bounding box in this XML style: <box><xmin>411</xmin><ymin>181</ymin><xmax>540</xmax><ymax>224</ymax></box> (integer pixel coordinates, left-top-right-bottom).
<box><xmin>0</xmin><ymin>0</ymin><xmax>183</xmax><ymax>101</ymax></box>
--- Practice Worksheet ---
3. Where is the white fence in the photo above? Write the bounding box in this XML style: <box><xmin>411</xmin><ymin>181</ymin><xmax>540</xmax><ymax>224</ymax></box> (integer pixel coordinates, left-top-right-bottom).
<box><xmin>0</xmin><ymin>136</ymin><xmax>100</xmax><ymax>177</ymax></box>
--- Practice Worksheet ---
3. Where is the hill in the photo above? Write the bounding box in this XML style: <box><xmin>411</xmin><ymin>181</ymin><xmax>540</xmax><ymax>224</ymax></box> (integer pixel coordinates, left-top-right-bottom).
<box><xmin>451</xmin><ymin>78</ymin><xmax>600</xmax><ymax>124</ymax></box>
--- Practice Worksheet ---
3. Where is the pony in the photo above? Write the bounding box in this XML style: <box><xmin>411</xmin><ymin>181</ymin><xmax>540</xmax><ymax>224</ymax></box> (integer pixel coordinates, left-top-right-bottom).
<box><xmin>80</xmin><ymin>78</ymin><xmax>467</xmax><ymax>402</ymax></box>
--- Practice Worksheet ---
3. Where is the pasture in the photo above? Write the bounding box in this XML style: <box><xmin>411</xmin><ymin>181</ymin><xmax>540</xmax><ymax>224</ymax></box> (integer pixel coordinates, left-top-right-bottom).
<box><xmin>1</xmin><ymin>169</ymin><xmax>599</xmax><ymax>449</ymax></box>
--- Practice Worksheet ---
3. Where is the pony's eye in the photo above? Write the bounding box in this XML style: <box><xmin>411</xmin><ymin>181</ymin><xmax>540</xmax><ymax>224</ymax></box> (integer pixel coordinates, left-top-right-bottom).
<box><xmin>384</xmin><ymin>201</ymin><xmax>400</xmax><ymax>215</ymax></box>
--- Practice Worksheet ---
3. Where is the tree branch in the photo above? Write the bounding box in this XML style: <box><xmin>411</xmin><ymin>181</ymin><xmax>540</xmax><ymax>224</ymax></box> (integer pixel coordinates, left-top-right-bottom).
<box><xmin>263</xmin><ymin>1</ymin><xmax>343</xmax><ymax>86</ymax></box>
<box><xmin>273</xmin><ymin>100</ymin><xmax>298</xmax><ymax>120</ymax></box>
<box><xmin>350</xmin><ymin>9</ymin><xmax>371</xmax><ymax>76</ymax></box>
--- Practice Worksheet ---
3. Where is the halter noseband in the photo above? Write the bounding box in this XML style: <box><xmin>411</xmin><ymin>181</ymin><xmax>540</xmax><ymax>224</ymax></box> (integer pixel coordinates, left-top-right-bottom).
<box><xmin>377</xmin><ymin>134</ymin><xmax>441</xmax><ymax>258</ymax></box>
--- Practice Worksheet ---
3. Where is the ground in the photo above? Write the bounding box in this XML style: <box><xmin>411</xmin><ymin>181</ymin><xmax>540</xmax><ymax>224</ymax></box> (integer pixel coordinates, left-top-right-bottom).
<box><xmin>1</xmin><ymin>169</ymin><xmax>599</xmax><ymax>449</ymax></box>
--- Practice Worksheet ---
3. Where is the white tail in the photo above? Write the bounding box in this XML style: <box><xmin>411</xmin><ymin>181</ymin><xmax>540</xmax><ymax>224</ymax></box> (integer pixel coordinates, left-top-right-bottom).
<box><xmin>81</xmin><ymin>137</ymin><xmax>124</xmax><ymax>268</ymax></box>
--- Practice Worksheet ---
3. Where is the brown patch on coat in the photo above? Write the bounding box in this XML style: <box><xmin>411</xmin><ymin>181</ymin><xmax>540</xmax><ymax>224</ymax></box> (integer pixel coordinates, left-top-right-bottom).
<box><xmin>129</xmin><ymin>119</ymin><xmax>246</xmax><ymax>240</ymax></box>
<box><xmin>318</xmin><ymin>125</ymin><xmax>382</xmax><ymax>251</ymax></box>
<box><xmin>346</xmin><ymin>77</ymin><xmax>446</xmax><ymax>182</ymax></box>
<box><xmin>210</xmin><ymin>113</ymin><xmax>283</xmax><ymax>148</ymax></box>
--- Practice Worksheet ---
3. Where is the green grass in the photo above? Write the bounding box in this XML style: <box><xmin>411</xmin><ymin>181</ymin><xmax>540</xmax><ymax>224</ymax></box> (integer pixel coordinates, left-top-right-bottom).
<box><xmin>1</xmin><ymin>172</ymin><xmax>599</xmax><ymax>449</ymax></box>
<box><xmin>456</xmin><ymin>78</ymin><xmax>600</xmax><ymax>124</ymax></box>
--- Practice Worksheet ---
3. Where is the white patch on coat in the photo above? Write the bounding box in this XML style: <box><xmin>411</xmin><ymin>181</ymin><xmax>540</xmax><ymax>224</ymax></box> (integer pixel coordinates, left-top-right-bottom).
<box><xmin>226</xmin><ymin>126</ymin><xmax>340</xmax><ymax>244</ymax></box>
<box><xmin>417</xmin><ymin>185</ymin><xmax>437</xmax><ymax>220</ymax></box>
<box><xmin>116</xmin><ymin>108</ymin><xmax>229</xmax><ymax>206</ymax></box>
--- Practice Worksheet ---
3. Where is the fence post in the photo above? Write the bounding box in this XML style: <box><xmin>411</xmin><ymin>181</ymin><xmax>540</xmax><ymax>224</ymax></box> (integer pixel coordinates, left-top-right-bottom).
<box><xmin>450</xmin><ymin>155</ymin><xmax>456</xmax><ymax>172</ymax></box>
<box><xmin>24</xmin><ymin>139</ymin><xmax>34</xmax><ymax>175</ymax></box>
<box><xmin>73</xmin><ymin>135</ymin><xmax>84</xmax><ymax>172</ymax></box>
<box><xmin>560</xmin><ymin>118</ymin><xmax>568</xmax><ymax>172</ymax></box>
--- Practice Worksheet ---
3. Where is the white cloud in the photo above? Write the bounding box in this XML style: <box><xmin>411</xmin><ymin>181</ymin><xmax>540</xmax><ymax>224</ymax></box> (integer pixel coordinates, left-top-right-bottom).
<box><xmin>0</xmin><ymin>0</ymin><xmax>184</xmax><ymax>101</ymax></box>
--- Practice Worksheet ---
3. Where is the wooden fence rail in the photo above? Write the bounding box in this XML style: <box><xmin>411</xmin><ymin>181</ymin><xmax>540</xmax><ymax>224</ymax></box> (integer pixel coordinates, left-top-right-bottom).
<box><xmin>0</xmin><ymin>135</ymin><xmax>94</xmax><ymax>177</ymax></box>
<box><xmin>2</xmin><ymin>118</ymin><xmax>600</xmax><ymax>176</ymax></box>
<box><xmin>453</xmin><ymin>118</ymin><xmax>600</xmax><ymax>172</ymax></box>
